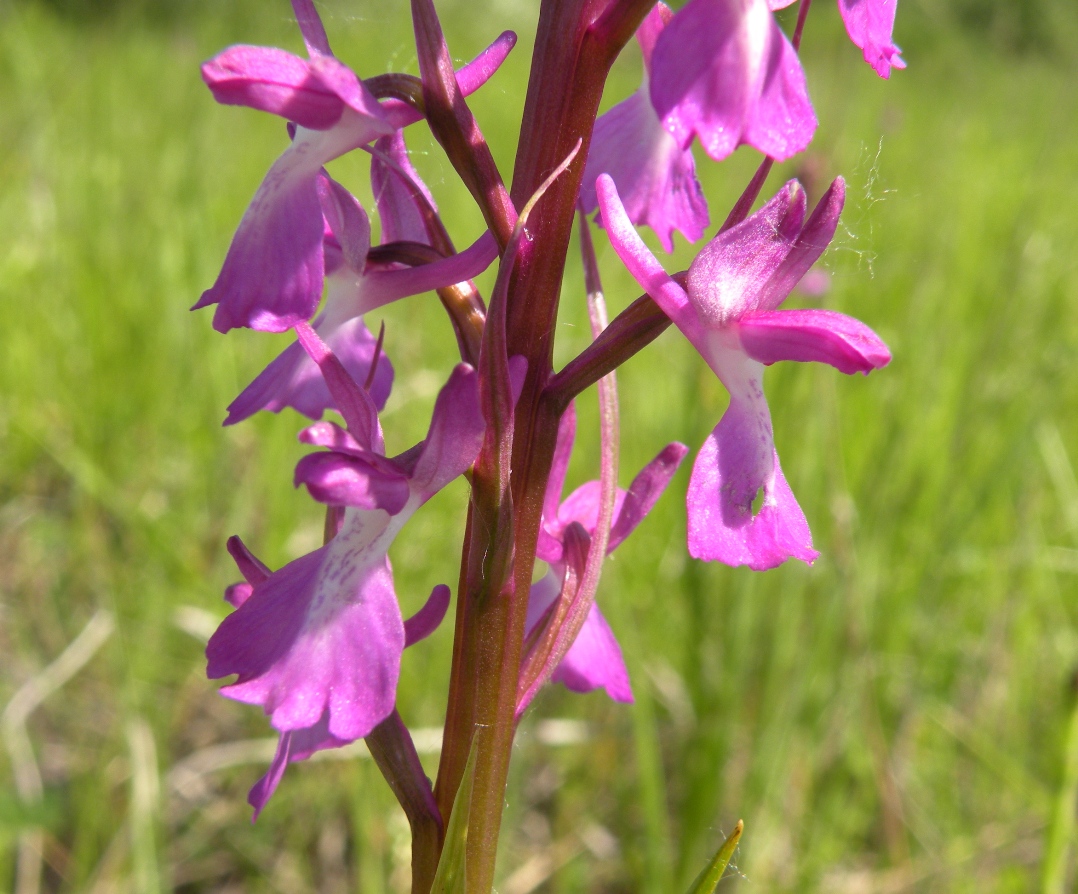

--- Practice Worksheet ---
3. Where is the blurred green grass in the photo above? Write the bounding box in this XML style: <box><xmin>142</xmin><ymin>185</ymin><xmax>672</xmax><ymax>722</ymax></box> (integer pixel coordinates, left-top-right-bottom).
<box><xmin>1</xmin><ymin>0</ymin><xmax>1077</xmax><ymax>891</ymax></box>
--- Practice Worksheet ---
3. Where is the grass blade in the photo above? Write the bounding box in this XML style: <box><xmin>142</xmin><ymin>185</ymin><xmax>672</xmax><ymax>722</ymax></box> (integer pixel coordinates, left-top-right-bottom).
<box><xmin>430</xmin><ymin>736</ymin><xmax>479</xmax><ymax>894</ymax></box>
<box><xmin>685</xmin><ymin>820</ymin><xmax>743</xmax><ymax>894</ymax></box>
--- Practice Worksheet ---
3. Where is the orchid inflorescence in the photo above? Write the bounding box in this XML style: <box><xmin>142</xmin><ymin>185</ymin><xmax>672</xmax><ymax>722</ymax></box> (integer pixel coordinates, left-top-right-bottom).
<box><xmin>195</xmin><ymin>0</ymin><xmax>897</xmax><ymax>888</ymax></box>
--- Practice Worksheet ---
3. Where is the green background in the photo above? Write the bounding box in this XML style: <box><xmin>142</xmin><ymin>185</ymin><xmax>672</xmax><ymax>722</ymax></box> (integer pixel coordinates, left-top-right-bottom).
<box><xmin>1</xmin><ymin>0</ymin><xmax>1077</xmax><ymax>890</ymax></box>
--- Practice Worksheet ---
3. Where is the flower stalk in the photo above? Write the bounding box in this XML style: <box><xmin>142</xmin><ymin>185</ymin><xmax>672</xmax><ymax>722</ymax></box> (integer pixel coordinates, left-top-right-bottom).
<box><xmin>194</xmin><ymin>0</ymin><xmax>902</xmax><ymax>887</ymax></box>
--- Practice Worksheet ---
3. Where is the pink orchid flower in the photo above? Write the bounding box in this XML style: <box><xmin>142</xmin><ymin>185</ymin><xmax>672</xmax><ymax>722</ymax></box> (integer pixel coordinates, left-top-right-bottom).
<box><xmin>579</xmin><ymin>3</ymin><xmax>709</xmax><ymax>252</ymax></box>
<box><xmin>648</xmin><ymin>0</ymin><xmax>817</xmax><ymax>163</ymax></box>
<box><xmin>224</xmin><ymin>155</ymin><xmax>496</xmax><ymax>424</ymax></box>
<box><xmin>207</xmin><ymin>343</ymin><xmax>485</xmax><ymax>817</ymax></box>
<box><xmin>220</xmin><ymin>537</ymin><xmax>450</xmax><ymax>818</ymax></box>
<box><xmin>597</xmin><ymin>173</ymin><xmax>890</xmax><ymax>570</ymax></box>
<box><xmin>194</xmin><ymin>0</ymin><xmax>513</xmax><ymax>333</ymax></box>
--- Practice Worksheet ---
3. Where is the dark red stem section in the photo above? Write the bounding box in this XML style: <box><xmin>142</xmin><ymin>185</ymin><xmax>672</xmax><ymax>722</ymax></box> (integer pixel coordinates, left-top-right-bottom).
<box><xmin>366</xmin><ymin>711</ymin><xmax>443</xmax><ymax>894</ymax></box>
<box><xmin>411</xmin><ymin>0</ymin><xmax>517</xmax><ymax>249</ymax></box>
<box><xmin>432</xmin><ymin>1</ymin><xmax>657</xmax><ymax>891</ymax></box>
<box><xmin>545</xmin><ymin>291</ymin><xmax>672</xmax><ymax>412</ymax></box>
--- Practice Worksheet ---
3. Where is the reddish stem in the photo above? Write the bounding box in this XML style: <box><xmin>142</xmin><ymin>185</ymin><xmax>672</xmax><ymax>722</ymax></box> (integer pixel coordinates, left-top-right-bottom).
<box><xmin>432</xmin><ymin>2</ymin><xmax>654</xmax><ymax>891</ymax></box>
<box><xmin>793</xmin><ymin>0</ymin><xmax>813</xmax><ymax>50</ymax></box>
<box><xmin>366</xmin><ymin>712</ymin><xmax>444</xmax><ymax>894</ymax></box>
<box><xmin>411</xmin><ymin>0</ymin><xmax>517</xmax><ymax>249</ymax></box>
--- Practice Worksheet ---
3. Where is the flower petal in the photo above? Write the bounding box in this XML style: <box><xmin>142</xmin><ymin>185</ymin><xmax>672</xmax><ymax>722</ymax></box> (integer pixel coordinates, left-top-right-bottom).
<box><xmin>686</xmin><ymin>180</ymin><xmax>805</xmax><ymax>326</ymax></box>
<box><xmin>686</xmin><ymin>391</ymin><xmax>817</xmax><ymax>569</ymax></box>
<box><xmin>524</xmin><ymin>569</ymin><xmax>563</xmax><ymax>638</ymax></box>
<box><xmin>358</xmin><ymin>231</ymin><xmax>498</xmax><ymax>312</ymax></box>
<box><xmin>650</xmin><ymin>0</ymin><xmax>758</xmax><ymax>159</ymax></box>
<box><xmin>201</xmin><ymin>46</ymin><xmax>348</xmax><ymax>129</ymax></box>
<box><xmin>319</xmin><ymin>173</ymin><xmax>372</xmax><ymax>274</ymax></box>
<box><xmin>193</xmin><ymin>141</ymin><xmax>325</xmax><ymax>333</ymax></box>
<box><xmin>293</xmin><ymin>320</ymin><xmax>385</xmax><ymax>450</ymax></box>
<box><xmin>608</xmin><ymin>441</ymin><xmax>689</xmax><ymax>551</ymax></box>
<box><xmin>738</xmin><ymin>308</ymin><xmax>891</xmax><ymax>374</ymax></box>
<box><xmin>381</xmin><ymin>30</ymin><xmax>518</xmax><ymax>129</ymax></box>
<box><xmin>650</xmin><ymin>0</ymin><xmax>815</xmax><ymax>162</ymax></box>
<box><xmin>457</xmin><ymin>30</ymin><xmax>518</xmax><ymax>94</ymax></box>
<box><xmin>248</xmin><ymin>730</ymin><xmax>291</xmax><ymax>820</ymax></box>
<box><xmin>636</xmin><ymin>2</ymin><xmax>674</xmax><ymax>73</ymax></box>
<box><xmin>405</xmin><ymin>364</ymin><xmax>485</xmax><ymax>500</ymax></box>
<box><xmin>224</xmin><ymin>311</ymin><xmax>394</xmax><ymax>425</ymax></box>
<box><xmin>208</xmin><ymin>511</ymin><xmax>405</xmax><ymax>741</ymax></box>
<box><xmin>195</xmin><ymin>112</ymin><xmax>394</xmax><ymax>333</ymax></box>
<box><xmin>838</xmin><ymin>0</ymin><xmax>905</xmax><ymax>78</ymax></box>
<box><xmin>535</xmin><ymin>529</ymin><xmax>564</xmax><ymax>564</ymax></box>
<box><xmin>755</xmin><ymin>177</ymin><xmax>844</xmax><ymax>311</ymax></box>
<box><xmin>556</xmin><ymin>481</ymin><xmax>627</xmax><ymax>538</ymax></box>
<box><xmin>744</xmin><ymin>12</ymin><xmax>817</xmax><ymax>159</ymax></box>
<box><xmin>581</xmin><ymin>87</ymin><xmax>709</xmax><ymax>253</ymax></box>
<box><xmin>595</xmin><ymin>175</ymin><xmax>700</xmax><ymax>342</ymax></box>
<box><xmin>294</xmin><ymin>451</ymin><xmax>411</xmax><ymax>513</ymax></box>
<box><xmin>247</xmin><ymin>710</ymin><xmax>350</xmax><ymax>820</ymax></box>
<box><xmin>297</xmin><ymin>419</ymin><xmax>365</xmax><ymax>454</ymax></box>
<box><xmin>290</xmin><ymin>0</ymin><xmax>333</xmax><ymax>57</ymax></box>
<box><xmin>227</xmin><ymin>534</ymin><xmax>272</xmax><ymax>585</ymax></box>
<box><xmin>552</xmin><ymin>604</ymin><xmax>633</xmax><ymax>703</ymax></box>
<box><xmin>309</xmin><ymin>53</ymin><xmax>390</xmax><ymax>123</ymax></box>
<box><xmin>544</xmin><ymin>441</ymin><xmax>688</xmax><ymax>556</ymax></box>
<box><xmin>202</xmin><ymin>46</ymin><xmax>389</xmax><ymax>130</ymax></box>
<box><xmin>371</xmin><ymin>131</ymin><xmax>438</xmax><ymax>245</ymax></box>
<box><xmin>297</xmin><ymin>423</ymin><xmax>407</xmax><ymax>483</ymax></box>
<box><xmin>403</xmin><ymin>584</ymin><xmax>451</xmax><ymax>647</ymax></box>
<box><xmin>225</xmin><ymin>582</ymin><xmax>253</xmax><ymax>609</ymax></box>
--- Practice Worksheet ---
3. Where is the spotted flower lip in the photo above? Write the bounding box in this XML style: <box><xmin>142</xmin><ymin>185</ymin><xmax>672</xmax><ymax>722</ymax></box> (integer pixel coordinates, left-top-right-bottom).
<box><xmin>193</xmin><ymin>4</ymin><xmax>514</xmax><ymax>335</ymax></box>
<box><xmin>525</xmin><ymin>406</ymin><xmax>687</xmax><ymax>704</ymax></box>
<box><xmin>597</xmin><ymin>172</ymin><xmax>890</xmax><ymax>570</ymax></box>
<box><xmin>649</xmin><ymin>0</ymin><xmax>817</xmax><ymax>163</ymax></box>
<box><xmin>770</xmin><ymin>0</ymin><xmax>905</xmax><ymax>77</ymax></box>
<box><xmin>206</xmin><ymin>360</ymin><xmax>484</xmax><ymax>818</ymax></box>
<box><xmin>223</xmin><ymin>538</ymin><xmax>451</xmax><ymax>820</ymax></box>
<box><xmin>578</xmin><ymin>3</ymin><xmax>709</xmax><ymax>252</ymax></box>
